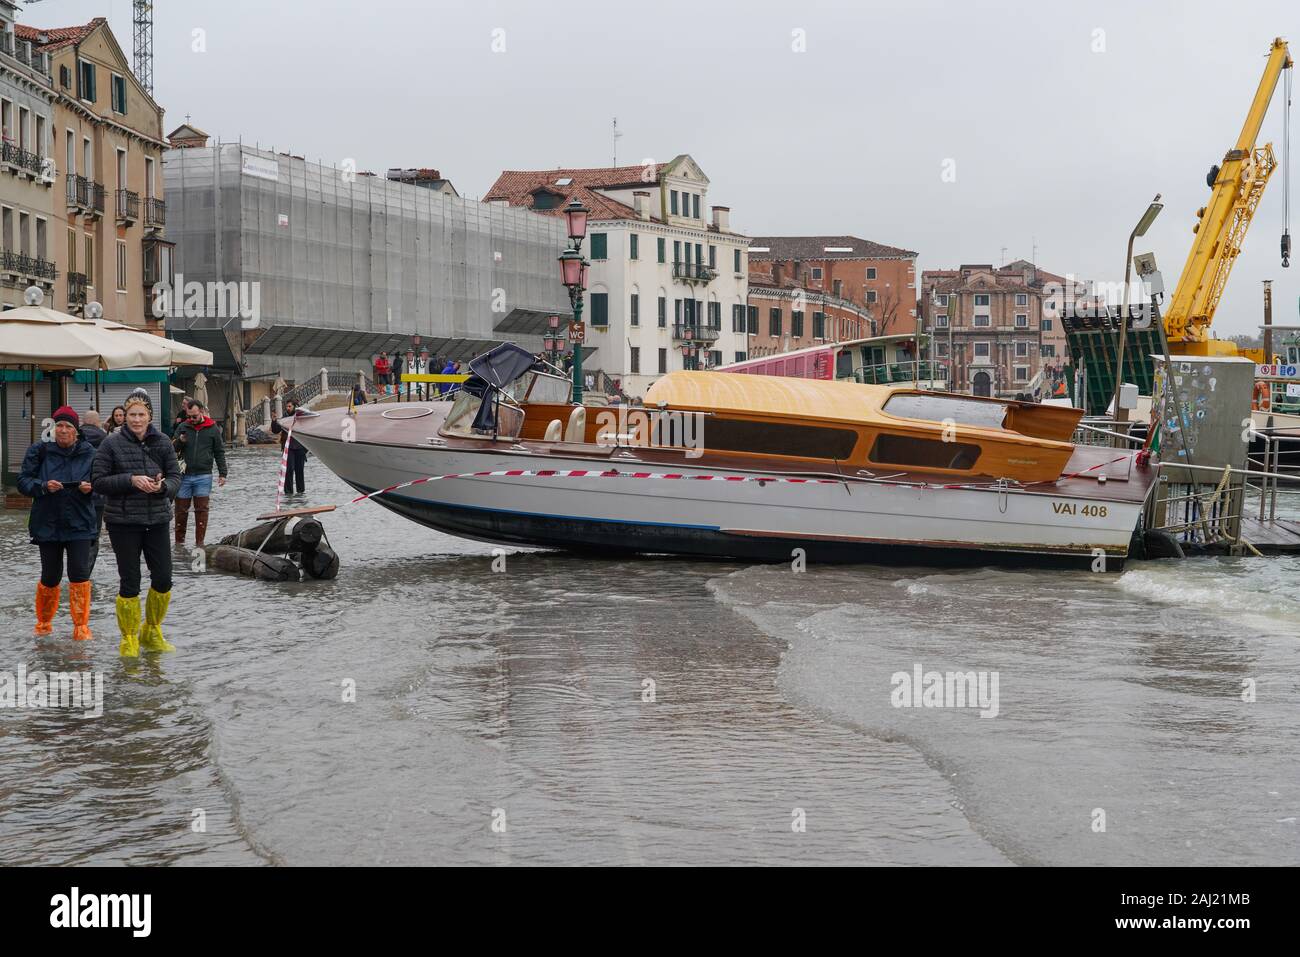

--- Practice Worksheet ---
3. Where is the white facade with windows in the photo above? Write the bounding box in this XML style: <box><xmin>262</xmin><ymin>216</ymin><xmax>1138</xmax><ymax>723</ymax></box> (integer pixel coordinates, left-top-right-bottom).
<box><xmin>579</xmin><ymin>157</ymin><xmax>749</xmax><ymax>397</ymax></box>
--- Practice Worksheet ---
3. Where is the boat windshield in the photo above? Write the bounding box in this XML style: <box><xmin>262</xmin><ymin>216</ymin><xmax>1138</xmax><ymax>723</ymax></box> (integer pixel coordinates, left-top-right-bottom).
<box><xmin>883</xmin><ymin>393</ymin><xmax>1008</xmax><ymax>429</ymax></box>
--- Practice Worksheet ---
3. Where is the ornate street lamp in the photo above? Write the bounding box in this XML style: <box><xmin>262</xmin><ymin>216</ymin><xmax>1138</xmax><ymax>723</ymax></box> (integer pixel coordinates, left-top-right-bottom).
<box><xmin>557</xmin><ymin>199</ymin><xmax>591</xmax><ymax>403</ymax></box>
<box><xmin>544</xmin><ymin>314</ymin><xmax>564</xmax><ymax>361</ymax></box>
<box><xmin>564</xmin><ymin>198</ymin><xmax>589</xmax><ymax>242</ymax></box>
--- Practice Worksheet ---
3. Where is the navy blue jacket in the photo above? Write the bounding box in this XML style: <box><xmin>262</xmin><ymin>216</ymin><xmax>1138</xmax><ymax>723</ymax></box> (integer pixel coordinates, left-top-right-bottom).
<box><xmin>92</xmin><ymin>424</ymin><xmax>182</xmax><ymax>526</ymax></box>
<box><xmin>18</xmin><ymin>439</ymin><xmax>98</xmax><ymax>543</ymax></box>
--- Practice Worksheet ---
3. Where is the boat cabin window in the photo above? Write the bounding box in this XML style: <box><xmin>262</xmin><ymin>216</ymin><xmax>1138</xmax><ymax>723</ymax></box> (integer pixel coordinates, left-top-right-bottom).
<box><xmin>868</xmin><ymin>433</ymin><xmax>981</xmax><ymax>471</ymax></box>
<box><xmin>835</xmin><ymin>350</ymin><xmax>854</xmax><ymax>380</ymax></box>
<box><xmin>703</xmin><ymin>418</ymin><xmax>858</xmax><ymax>460</ymax></box>
<box><xmin>883</xmin><ymin>393</ymin><xmax>1008</xmax><ymax>429</ymax></box>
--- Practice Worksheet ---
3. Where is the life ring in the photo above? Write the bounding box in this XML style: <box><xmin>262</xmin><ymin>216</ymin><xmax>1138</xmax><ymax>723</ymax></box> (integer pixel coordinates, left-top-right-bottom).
<box><xmin>1252</xmin><ymin>381</ymin><xmax>1271</xmax><ymax>412</ymax></box>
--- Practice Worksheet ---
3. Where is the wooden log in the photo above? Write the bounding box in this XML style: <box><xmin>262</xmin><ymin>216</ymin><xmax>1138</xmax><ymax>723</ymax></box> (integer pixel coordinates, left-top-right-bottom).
<box><xmin>207</xmin><ymin>545</ymin><xmax>302</xmax><ymax>581</ymax></box>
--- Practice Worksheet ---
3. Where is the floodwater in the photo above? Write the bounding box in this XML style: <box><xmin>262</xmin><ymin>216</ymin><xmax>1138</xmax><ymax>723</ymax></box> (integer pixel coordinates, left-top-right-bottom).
<box><xmin>1</xmin><ymin>447</ymin><xmax>1297</xmax><ymax>865</ymax></box>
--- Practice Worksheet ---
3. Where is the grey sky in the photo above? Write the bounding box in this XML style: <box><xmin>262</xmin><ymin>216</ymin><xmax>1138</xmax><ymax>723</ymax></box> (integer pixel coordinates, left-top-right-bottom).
<box><xmin>35</xmin><ymin>0</ymin><xmax>1298</xmax><ymax>335</ymax></box>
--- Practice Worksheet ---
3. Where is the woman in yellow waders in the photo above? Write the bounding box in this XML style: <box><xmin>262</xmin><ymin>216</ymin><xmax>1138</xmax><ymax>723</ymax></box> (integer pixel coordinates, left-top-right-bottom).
<box><xmin>91</xmin><ymin>390</ymin><xmax>182</xmax><ymax>656</ymax></box>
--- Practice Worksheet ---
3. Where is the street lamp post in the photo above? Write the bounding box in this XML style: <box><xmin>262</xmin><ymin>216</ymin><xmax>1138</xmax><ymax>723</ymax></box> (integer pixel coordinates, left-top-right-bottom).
<box><xmin>543</xmin><ymin>314</ymin><xmax>564</xmax><ymax>364</ymax></box>
<box><xmin>559</xmin><ymin>199</ymin><xmax>591</xmax><ymax>404</ymax></box>
<box><xmin>1110</xmin><ymin>194</ymin><xmax>1163</xmax><ymax>420</ymax></box>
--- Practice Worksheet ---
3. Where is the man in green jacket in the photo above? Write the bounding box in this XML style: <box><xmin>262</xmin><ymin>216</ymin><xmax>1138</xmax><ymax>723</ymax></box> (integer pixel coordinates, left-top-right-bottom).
<box><xmin>172</xmin><ymin>400</ymin><xmax>228</xmax><ymax>546</ymax></box>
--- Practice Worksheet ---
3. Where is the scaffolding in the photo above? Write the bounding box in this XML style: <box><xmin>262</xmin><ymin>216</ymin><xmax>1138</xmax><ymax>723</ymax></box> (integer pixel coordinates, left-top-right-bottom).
<box><xmin>162</xmin><ymin>143</ymin><xmax>569</xmax><ymax>382</ymax></box>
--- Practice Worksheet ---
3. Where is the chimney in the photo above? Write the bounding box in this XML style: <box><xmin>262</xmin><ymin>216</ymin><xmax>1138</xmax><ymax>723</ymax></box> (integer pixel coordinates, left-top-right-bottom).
<box><xmin>712</xmin><ymin>206</ymin><xmax>730</xmax><ymax>232</ymax></box>
<box><xmin>633</xmin><ymin>191</ymin><xmax>650</xmax><ymax>220</ymax></box>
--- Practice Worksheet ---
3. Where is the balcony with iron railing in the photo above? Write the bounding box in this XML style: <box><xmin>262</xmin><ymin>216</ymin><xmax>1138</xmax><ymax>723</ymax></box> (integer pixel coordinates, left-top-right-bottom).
<box><xmin>0</xmin><ymin>31</ymin><xmax>12</xmax><ymax>58</ymax></box>
<box><xmin>672</xmin><ymin>322</ymin><xmax>720</xmax><ymax>343</ymax></box>
<box><xmin>116</xmin><ymin>188</ymin><xmax>140</xmax><ymax>224</ymax></box>
<box><xmin>66</xmin><ymin>173</ymin><xmax>90</xmax><ymax>210</ymax></box>
<box><xmin>143</xmin><ymin>197</ymin><xmax>166</xmax><ymax>228</ymax></box>
<box><xmin>1</xmin><ymin>140</ymin><xmax>44</xmax><ymax>176</ymax></box>
<box><xmin>1</xmin><ymin>249</ymin><xmax>57</xmax><ymax>282</ymax></box>
<box><xmin>87</xmin><ymin>182</ymin><xmax>106</xmax><ymax>218</ymax></box>
<box><xmin>67</xmin><ymin>272</ymin><xmax>88</xmax><ymax>307</ymax></box>
<box><xmin>672</xmin><ymin>261</ymin><xmax>716</xmax><ymax>284</ymax></box>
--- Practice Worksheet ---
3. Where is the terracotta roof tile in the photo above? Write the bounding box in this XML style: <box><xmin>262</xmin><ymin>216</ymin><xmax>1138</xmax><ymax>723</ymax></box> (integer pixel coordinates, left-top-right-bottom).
<box><xmin>485</xmin><ymin>162</ymin><xmax>669</xmax><ymax>221</ymax></box>
<box><xmin>15</xmin><ymin>18</ymin><xmax>103</xmax><ymax>53</ymax></box>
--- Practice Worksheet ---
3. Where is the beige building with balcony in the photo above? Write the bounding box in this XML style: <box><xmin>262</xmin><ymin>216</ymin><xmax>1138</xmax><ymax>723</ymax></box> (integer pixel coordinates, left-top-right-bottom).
<box><xmin>18</xmin><ymin>16</ymin><xmax>169</xmax><ymax>328</ymax></box>
<box><xmin>0</xmin><ymin>1</ymin><xmax>58</xmax><ymax>309</ymax></box>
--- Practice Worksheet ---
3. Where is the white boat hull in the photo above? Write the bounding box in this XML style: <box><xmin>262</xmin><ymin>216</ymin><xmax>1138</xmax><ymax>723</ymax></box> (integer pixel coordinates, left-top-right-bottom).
<box><xmin>297</xmin><ymin>431</ymin><xmax>1144</xmax><ymax>569</ymax></box>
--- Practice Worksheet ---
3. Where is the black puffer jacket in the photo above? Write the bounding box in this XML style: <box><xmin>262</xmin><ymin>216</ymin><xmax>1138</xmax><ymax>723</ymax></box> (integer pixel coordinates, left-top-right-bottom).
<box><xmin>92</xmin><ymin>424</ymin><xmax>182</xmax><ymax>526</ymax></box>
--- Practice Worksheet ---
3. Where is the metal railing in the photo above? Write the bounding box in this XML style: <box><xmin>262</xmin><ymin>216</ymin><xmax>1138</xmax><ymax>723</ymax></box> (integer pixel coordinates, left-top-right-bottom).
<box><xmin>66</xmin><ymin>173</ymin><xmax>90</xmax><ymax>209</ymax></box>
<box><xmin>1143</xmin><ymin>455</ymin><xmax>1298</xmax><ymax>552</ymax></box>
<box><xmin>672</xmin><ymin>261</ymin><xmax>716</xmax><ymax>282</ymax></box>
<box><xmin>88</xmin><ymin>182</ymin><xmax>105</xmax><ymax>216</ymax></box>
<box><xmin>1071</xmin><ymin>416</ymin><xmax>1144</xmax><ymax>448</ymax></box>
<box><xmin>0</xmin><ymin>31</ymin><xmax>12</xmax><ymax>57</ymax></box>
<box><xmin>841</xmin><ymin>361</ymin><xmax>943</xmax><ymax>385</ymax></box>
<box><xmin>672</xmin><ymin>322</ymin><xmax>720</xmax><ymax>343</ymax></box>
<box><xmin>67</xmin><ymin>272</ymin><xmax>87</xmax><ymax>306</ymax></box>
<box><xmin>1</xmin><ymin>249</ymin><xmax>56</xmax><ymax>280</ymax></box>
<box><xmin>116</xmin><ymin>189</ymin><xmax>139</xmax><ymax>223</ymax></box>
<box><xmin>1</xmin><ymin>140</ymin><xmax>44</xmax><ymax>175</ymax></box>
<box><xmin>143</xmin><ymin>197</ymin><xmax>165</xmax><ymax>227</ymax></box>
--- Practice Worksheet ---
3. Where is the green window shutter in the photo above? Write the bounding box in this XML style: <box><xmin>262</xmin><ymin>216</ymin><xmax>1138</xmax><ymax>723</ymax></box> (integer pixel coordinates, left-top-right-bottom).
<box><xmin>629</xmin><ymin>234</ymin><xmax>638</xmax><ymax>260</ymax></box>
<box><xmin>657</xmin><ymin>237</ymin><xmax>665</xmax><ymax>263</ymax></box>
<box><xmin>692</xmin><ymin>194</ymin><xmax>700</xmax><ymax>219</ymax></box>
<box><xmin>591</xmin><ymin>292</ymin><xmax>609</xmax><ymax>326</ymax></box>
<box><xmin>670</xmin><ymin>191</ymin><xmax>679</xmax><ymax>215</ymax></box>
<box><xmin>658</xmin><ymin>296</ymin><xmax>666</xmax><ymax>327</ymax></box>
<box><xmin>630</xmin><ymin>293</ymin><xmax>639</xmax><ymax>326</ymax></box>
<box><xmin>590</xmin><ymin>233</ymin><xmax>607</xmax><ymax>259</ymax></box>
<box><xmin>734</xmin><ymin>249</ymin><xmax>741</xmax><ymax>273</ymax></box>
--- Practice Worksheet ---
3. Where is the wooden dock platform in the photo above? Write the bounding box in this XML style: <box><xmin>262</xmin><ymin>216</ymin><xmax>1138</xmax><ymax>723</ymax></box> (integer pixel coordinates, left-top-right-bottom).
<box><xmin>1236</xmin><ymin>517</ymin><xmax>1300</xmax><ymax>554</ymax></box>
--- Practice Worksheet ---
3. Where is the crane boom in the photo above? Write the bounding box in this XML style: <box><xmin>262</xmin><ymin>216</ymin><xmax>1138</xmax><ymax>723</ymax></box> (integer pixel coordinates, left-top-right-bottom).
<box><xmin>1164</xmin><ymin>37</ymin><xmax>1292</xmax><ymax>353</ymax></box>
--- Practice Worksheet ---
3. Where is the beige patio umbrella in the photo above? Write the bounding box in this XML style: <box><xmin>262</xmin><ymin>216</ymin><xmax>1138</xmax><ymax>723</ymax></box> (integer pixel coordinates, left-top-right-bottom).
<box><xmin>81</xmin><ymin>302</ymin><xmax>214</xmax><ymax>367</ymax></box>
<box><xmin>191</xmin><ymin>370</ymin><xmax>209</xmax><ymax>407</ymax></box>
<box><xmin>0</xmin><ymin>303</ymin><xmax>174</xmax><ymax>369</ymax></box>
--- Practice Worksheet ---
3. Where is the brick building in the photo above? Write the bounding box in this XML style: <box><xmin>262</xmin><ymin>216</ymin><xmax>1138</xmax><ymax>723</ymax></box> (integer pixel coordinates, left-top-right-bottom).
<box><xmin>746</xmin><ymin>235</ymin><xmax>918</xmax><ymax>357</ymax></box>
<box><xmin>918</xmin><ymin>260</ymin><xmax>1090</xmax><ymax>399</ymax></box>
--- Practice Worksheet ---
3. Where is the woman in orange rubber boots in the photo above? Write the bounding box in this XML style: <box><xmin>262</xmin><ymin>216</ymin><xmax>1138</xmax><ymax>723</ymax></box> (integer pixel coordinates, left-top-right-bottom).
<box><xmin>18</xmin><ymin>406</ymin><xmax>99</xmax><ymax>641</ymax></box>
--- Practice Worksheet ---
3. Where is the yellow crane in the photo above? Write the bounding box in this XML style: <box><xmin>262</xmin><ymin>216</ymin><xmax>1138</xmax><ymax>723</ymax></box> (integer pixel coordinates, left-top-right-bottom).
<box><xmin>1165</xmin><ymin>37</ymin><xmax>1292</xmax><ymax>360</ymax></box>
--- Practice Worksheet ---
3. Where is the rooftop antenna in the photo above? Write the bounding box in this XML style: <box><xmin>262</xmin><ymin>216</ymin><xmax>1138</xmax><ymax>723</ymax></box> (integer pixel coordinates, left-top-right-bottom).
<box><xmin>133</xmin><ymin>0</ymin><xmax>154</xmax><ymax>95</ymax></box>
<box><xmin>612</xmin><ymin>117</ymin><xmax>622</xmax><ymax>167</ymax></box>
<box><xmin>1000</xmin><ymin>246</ymin><xmax>1007</xmax><ymax>266</ymax></box>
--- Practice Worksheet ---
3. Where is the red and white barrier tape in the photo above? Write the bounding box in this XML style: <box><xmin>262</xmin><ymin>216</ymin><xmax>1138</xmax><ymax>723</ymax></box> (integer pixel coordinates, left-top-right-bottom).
<box><xmin>344</xmin><ymin>453</ymin><xmax>1138</xmax><ymax>505</ymax></box>
<box><xmin>347</xmin><ymin>468</ymin><xmax>841</xmax><ymax>504</ymax></box>
<box><xmin>274</xmin><ymin>417</ymin><xmax>294</xmax><ymax>512</ymax></box>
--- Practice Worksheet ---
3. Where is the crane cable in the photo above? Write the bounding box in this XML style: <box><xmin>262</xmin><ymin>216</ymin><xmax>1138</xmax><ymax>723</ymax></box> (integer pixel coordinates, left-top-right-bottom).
<box><xmin>1284</xmin><ymin>60</ymin><xmax>1292</xmax><ymax>266</ymax></box>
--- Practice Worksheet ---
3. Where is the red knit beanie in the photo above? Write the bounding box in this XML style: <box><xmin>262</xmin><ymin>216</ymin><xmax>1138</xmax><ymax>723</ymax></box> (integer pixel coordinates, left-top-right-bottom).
<box><xmin>52</xmin><ymin>405</ymin><xmax>79</xmax><ymax>427</ymax></box>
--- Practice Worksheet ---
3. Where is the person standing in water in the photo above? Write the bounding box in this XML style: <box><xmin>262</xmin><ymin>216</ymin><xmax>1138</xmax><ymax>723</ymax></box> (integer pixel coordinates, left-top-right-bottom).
<box><xmin>18</xmin><ymin>406</ymin><xmax>98</xmax><ymax>641</ymax></box>
<box><xmin>272</xmin><ymin>399</ymin><xmax>309</xmax><ymax>495</ymax></box>
<box><xmin>92</xmin><ymin>390</ymin><xmax>182</xmax><ymax>657</ymax></box>
<box><xmin>172</xmin><ymin>400</ymin><xmax>228</xmax><ymax>547</ymax></box>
